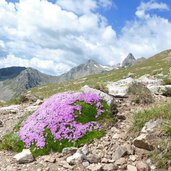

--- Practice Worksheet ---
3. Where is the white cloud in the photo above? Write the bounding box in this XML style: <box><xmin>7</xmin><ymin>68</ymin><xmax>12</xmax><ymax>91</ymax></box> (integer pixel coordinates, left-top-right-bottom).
<box><xmin>0</xmin><ymin>55</ymin><xmax>70</xmax><ymax>75</ymax></box>
<box><xmin>136</xmin><ymin>0</ymin><xmax>169</xmax><ymax>18</ymax></box>
<box><xmin>56</xmin><ymin>0</ymin><xmax>112</xmax><ymax>15</ymax></box>
<box><xmin>0</xmin><ymin>0</ymin><xmax>171</xmax><ymax>75</ymax></box>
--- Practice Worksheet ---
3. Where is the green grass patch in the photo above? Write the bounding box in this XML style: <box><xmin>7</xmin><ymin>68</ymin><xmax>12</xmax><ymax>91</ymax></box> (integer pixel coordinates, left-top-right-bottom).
<box><xmin>130</xmin><ymin>102</ymin><xmax>171</xmax><ymax>169</ymax></box>
<box><xmin>130</xmin><ymin>102</ymin><xmax>171</xmax><ymax>133</ymax></box>
<box><xmin>128</xmin><ymin>83</ymin><xmax>154</xmax><ymax>105</ymax></box>
<box><xmin>0</xmin><ymin>132</ymin><xmax>24</xmax><ymax>152</ymax></box>
<box><xmin>162</xmin><ymin>78</ymin><xmax>171</xmax><ymax>85</ymax></box>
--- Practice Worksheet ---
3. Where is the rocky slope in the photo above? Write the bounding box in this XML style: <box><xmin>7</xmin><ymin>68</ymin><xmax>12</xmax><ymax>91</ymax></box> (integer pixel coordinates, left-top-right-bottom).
<box><xmin>57</xmin><ymin>59</ymin><xmax>115</xmax><ymax>83</ymax></box>
<box><xmin>0</xmin><ymin>75</ymin><xmax>171</xmax><ymax>171</ymax></box>
<box><xmin>0</xmin><ymin>67</ymin><xmax>58</xmax><ymax>101</ymax></box>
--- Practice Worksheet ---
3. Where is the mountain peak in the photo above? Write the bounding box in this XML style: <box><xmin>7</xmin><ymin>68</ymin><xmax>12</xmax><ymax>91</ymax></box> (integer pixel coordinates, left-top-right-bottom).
<box><xmin>87</xmin><ymin>59</ymin><xmax>97</xmax><ymax>65</ymax></box>
<box><xmin>127</xmin><ymin>53</ymin><xmax>135</xmax><ymax>60</ymax></box>
<box><xmin>122</xmin><ymin>53</ymin><xmax>136</xmax><ymax>67</ymax></box>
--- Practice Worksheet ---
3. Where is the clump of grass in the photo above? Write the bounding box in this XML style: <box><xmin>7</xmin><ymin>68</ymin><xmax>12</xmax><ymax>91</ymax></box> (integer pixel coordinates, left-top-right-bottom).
<box><xmin>128</xmin><ymin>83</ymin><xmax>154</xmax><ymax>105</ymax></box>
<box><xmin>0</xmin><ymin>112</ymin><xmax>33</xmax><ymax>152</ymax></box>
<box><xmin>0</xmin><ymin>132</ymin><xmax>24</xmax><ymax>152</ymax></box>
<box><xmin>130</xmin><ymin>102</ymin><xmax>171</xmax><ymax>169</ymax></box>
<box><xmin>149</xmin><ymin>139</ymin><xmax>171</xmax><ymax>169</ymax></box>
<box><xmin>92</xmin><ymin>82</ymin><xmax>108</xmax><ymax>94</ymax></box>
<box><xmin>163</xmin><ymin>121</ymin><xmax>171</xmax><ymax>136</ymax></box>
<box><xmin>130</xmin><ymin>102</ymin><xmax>171</xmax><ymax>133</ymax></box>
<box><xmin>14</xmin><ymin>112</ymin><xmax>32</xmax><ymax>132</ymax></box>
<box><xmin>162</xmin><ymin>78</ymin><xmax>171</xmax><ymax>85</ymax></box>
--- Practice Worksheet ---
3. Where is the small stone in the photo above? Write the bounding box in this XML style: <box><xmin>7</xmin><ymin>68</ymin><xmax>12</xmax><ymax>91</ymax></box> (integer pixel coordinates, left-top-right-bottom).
<box><xmin>150</xmin><ymin>165</ymin><xmax>156</xmax><ymax>170</ymax></box>
<box><xmin>129</xmin><ymin>155</ymin><xmax>137</xmax><ymax>162</ymax></box>
<box><xmin>127</xmin><ymin>165</ymin><xmax>137</xmax><ymax>171</ymax></box>
<box><xmin>0</xmin><ymin>120</ymin><xmax>3</xmax><ymax>127</ymax></box>
<box><xmin>168</xmin><ymin>167</ymin><xmax>171</xmax><ymax>171</ymax></box>
<box><xmin>112</xmin><ymin>133</ymin><xmax>121</xmax><ymax>139</ymax></box>
<box><xmin>81</xmin><ymin>144</ymin><xmax>89</xmax><ymax>155</ymax></box>
<box><xmin>42</xmin><ymin>155</ymin><xmax>56</xmax><ymax>163</ymax></box>
<box><xmin>37</xmin><ymin>169</ymin><xmax>43</xmax><ymax>171</ymax></box>
<box><xmin>103</xmin><ymin>164</ymin><xmax>115</xmax><ymax>171</ymax></box>
<box><xmin>82</xmin><ymin>161</ymin><xmax>90</xmax><ymax>167</ymax></box>
<box><xmin>86</xmin><ymin>154</ymin><xmax>100</xmax><ymax>163</ymax></box>
<box><xmin>115</xmin><ymin>157</ymin><xmax>126</xmax><ymax>166</ymax></box>
<box><xmin>87</xmin><ymin>163</ymin><xmax>103</xmax><ymax>171</ymax></box>
<box><xmin>14</xmin><ymin>149</ymin><xmax>34</xmax><ymax>164</ymax></box>
<box><xmin>112</xmin><ymin>146</ymin><xmax>127</xmax><ymax>161</ymax></box>
<box><xmin>136</xmin><ymin>161</ymin><xmax>149</xmax><ymax>171</ymax></box>
<box><xmin>34</xmin><ymin>99</ymin><xmax>43</xmax><ymax>105</ymax></box>
<box><xmin>101</xmin><ymin>158</ymin><xmax>114</xmax><ymax>163</ymax></box>
<box><xmin>66</xmin><ymin>150</ymin><xmax>85</xmax><ymax>165</ymax></box>
<box><xmin>62</xmin><ymin>147</ymin><xmax>78</xmax><ymax>155</ymax></box>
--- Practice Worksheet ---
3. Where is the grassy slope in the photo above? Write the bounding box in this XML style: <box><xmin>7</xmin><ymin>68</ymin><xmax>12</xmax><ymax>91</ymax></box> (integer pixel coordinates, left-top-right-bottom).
<box><xmin>29</xmin><ymin>49</ymin><xmax>171</xmax><ymax>99</ymax></box>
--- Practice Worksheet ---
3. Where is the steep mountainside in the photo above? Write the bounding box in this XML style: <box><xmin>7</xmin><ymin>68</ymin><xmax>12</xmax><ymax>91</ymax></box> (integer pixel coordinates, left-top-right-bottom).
<box><xmin>0</xmin><ymin>67</ymin><xmax>58</xmax><ymax>101</ymax></box>
<box><xmin>57</xmin><ymin>59</ymin><xmax>115</xmax><ymax>83</ymax></box>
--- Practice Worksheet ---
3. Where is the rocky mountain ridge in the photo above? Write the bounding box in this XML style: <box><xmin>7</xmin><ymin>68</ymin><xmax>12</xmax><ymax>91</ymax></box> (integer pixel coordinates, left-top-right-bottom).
<box><xmin>0</xmin><ymin>59</ymin><xmax>117</xmax><ymax>101</ymax></box>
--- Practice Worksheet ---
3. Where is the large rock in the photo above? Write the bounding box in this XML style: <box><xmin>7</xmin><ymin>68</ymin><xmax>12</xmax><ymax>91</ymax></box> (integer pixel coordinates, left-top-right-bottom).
<box><xmin>14</xmin><ymin>149</ymin><xmax>34</xmax><ymax>164</ymax></box>
<box><xmin>133</xmin><ymin>134</ymin><xmax>154</xmax><ymax>151</ymax></box>
<box><xmin>107</xmin><ymin>78</ymin><xmax>136</xmax><ymax>97</ymax></box>
<box><xmin>134</xmin><ymin>120</ymin><xmax>162</xmax><ymax>151</ymax></box>
<box><xmin>141</xmin><ymin>120</ymin><xmax>161</xmax><ymax>134</ymax></box>
<box><xmin>147</xmin><ymin>85</ymin><xmax>171</xmax><ymax>96</ymax></box>
<box><xmin>81</xmin><ymin>85</ymin><xmax>113</xmax><ymax>106</ymax></box>
<box><xmin>138</xmin><ymin>75</ymin><xmax>161</xmax><ymax>86</ymax></box>
<box><xmin>138</xmin><ymin>75</ymin><xmax>171</xmax><ymax>96</ymax></box>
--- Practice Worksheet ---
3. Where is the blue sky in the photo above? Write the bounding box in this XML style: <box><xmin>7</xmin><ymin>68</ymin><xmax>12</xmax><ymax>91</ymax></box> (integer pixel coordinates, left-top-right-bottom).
<box><xmin>0</xmin><ymin>0</ymin><xmax>171</xmax><ymax>75</ymax></box>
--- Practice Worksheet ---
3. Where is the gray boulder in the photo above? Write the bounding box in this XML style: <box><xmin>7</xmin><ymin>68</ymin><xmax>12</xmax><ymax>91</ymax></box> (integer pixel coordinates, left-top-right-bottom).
<box><xmin>81</xmin><ymin>85</ymin><xmax>113</xmax><ymax>106</ymax></box>
<box><xmin>14</xmin><ymin>149</ymin><xmax>34</xmax><ymax>164</ymax></box>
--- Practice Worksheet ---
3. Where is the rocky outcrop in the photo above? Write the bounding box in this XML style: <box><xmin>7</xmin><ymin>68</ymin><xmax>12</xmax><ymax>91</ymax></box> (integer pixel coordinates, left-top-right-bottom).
<box><xmin>107</xmin><ymin>78</ymin><xmax>137</xmax><ymax>97</ymax></box>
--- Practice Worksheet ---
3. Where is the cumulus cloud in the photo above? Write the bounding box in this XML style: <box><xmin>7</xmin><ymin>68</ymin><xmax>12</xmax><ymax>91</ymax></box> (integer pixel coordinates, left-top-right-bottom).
<box><xmin>0</xmin><ymin>0</ymin><xmax>171</xmax><ymax>75</ymax></box>
<box><xmin>56</xmin><ymin>0</ymin><xmax>112</xmax><ymax>15</ymax></box>
<box><xmin>136</xmin><ymin>0</ymin><xmax>169</xmax><ymax>18</ymax></box>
